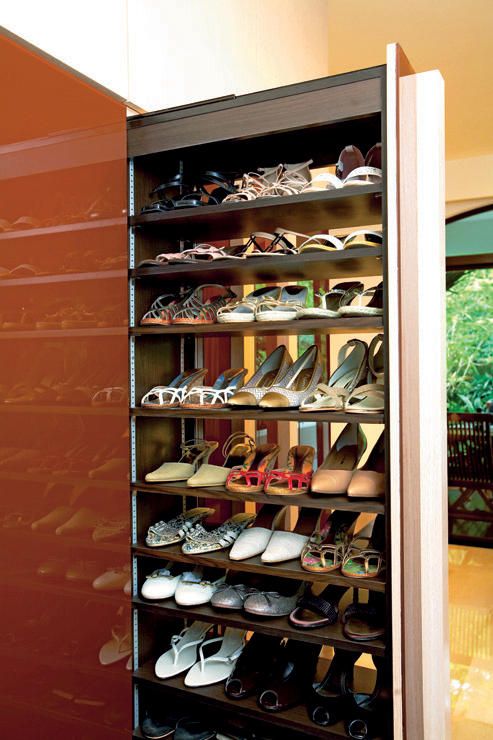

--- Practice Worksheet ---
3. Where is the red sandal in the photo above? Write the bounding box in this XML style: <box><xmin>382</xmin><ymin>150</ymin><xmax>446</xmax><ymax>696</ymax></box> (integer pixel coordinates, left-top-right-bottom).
<box><xmin>264</xmin><ymin>445</ymin><xmax>314</xmax><ymax>495</ymax></box>
<box><xmin>226</xmin><ymin>443</ymin><xmax>280</xmax><ymax>493</ymax></box>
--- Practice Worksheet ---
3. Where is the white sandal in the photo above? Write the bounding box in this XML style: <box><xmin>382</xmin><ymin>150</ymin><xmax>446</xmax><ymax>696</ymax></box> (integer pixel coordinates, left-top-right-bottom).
<box><xmin>338</xmin><ymin>282</ymin><xmax>383</xmax><ymax>317</ymax></box>
<box><xmin>155</xmin><ymin>621</ymin><xmax>212</xmax><ymax>679</ymax></box>
<box><xmin>181</xmin><ymin>368</ymin><xmax>247</xmax><ymax>408</ymax></box>
<box><xmin>255</xmin><ymin>285</ymin><xmax>308</xmax><ymax>322</ymax></box>
<box><xmin>345</xmin><ymin>383</ymin><xmax>385</xmax><ymax>414</ymax></box>
<box><xmin>298</xmin><ymin>230</ymin><xmax>382</xmax><ymax>254</ymax></box>
<box><xmin>300</xmin><ymin>339</ymin><xmax>368</xmax><ymax>412</ymax></box>
<box><xmin>184</xmin><ymin>628</ymin><xmax>246</xmax><ymax>687</ymax></box>
<box><xmin>298</xmin><ymin>282</ymin><xmax>363</xmax><ymax>319</ymax></box>
<box><xmin>216</xmin><ymin>286</ymin><xmax>281</xmax><ymax>323</ymax></box>
<box><xmin>141</xmin><ymin>368</ymin><xmax>207</xmax><ymax>408</ymax></box>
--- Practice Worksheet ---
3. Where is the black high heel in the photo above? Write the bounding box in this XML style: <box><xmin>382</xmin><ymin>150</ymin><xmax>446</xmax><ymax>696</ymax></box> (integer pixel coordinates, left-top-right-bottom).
<box><xmin>345</xmin><ymin>656</ymin><xmax>392</xmax><ymax>739</ymax></box>
<box><xmin>308</xmin><ymin>648</ymin><xmax>359</xmax><ymax>726</ymax></box>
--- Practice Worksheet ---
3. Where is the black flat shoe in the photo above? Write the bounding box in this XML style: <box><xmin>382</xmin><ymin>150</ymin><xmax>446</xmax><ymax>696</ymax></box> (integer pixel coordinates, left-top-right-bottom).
<box><xmin>141</xmin><ymin>709</ymin><xmax>185</xmax><ymax>739</ymax></box>
<box><xmin>175</xmin><ymin>717</ymin><xmax>217</xmax><ymax>740</ymax></box>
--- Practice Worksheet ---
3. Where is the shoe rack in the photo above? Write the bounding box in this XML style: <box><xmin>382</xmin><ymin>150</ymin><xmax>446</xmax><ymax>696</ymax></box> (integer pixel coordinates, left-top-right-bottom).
<box><xmin>127</xmin><ymin>46</ymin><xmax>447</xmax><ymax>739</ymax></box>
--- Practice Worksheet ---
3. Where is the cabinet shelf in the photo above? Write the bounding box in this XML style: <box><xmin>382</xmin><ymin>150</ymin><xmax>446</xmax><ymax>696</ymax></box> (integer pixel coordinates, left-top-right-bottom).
<box><xmin>132</xmin><ymin>480</ymin><xmax>385</xmax><ymax>514</ymax></box>
<box><xmin>131</xmin><ymin>316</ymin><xmax>383</xmax><ymax>337</ymax></box>
<box><xmin>130</xmin><ymin>186</ymin><xmax>382</xmax><ymax>242</ymax></box>
<box><xmin>132</xmin><ymin>406</ymin><xmax>384</xmax><ymax>424</ymax></box>
<box><xmin>0</xmin><ymin>403</ymin><xmax>126</xmax><ymax>416</ymax></box>
<box><xmin>0</xmin><ymin>268</ymin><xmax>126</xmax><ymax>288</ymax></box>
<box><xmin>132</xmin><ymin>543</ymin><xmax>386</xmax><ymax>592</ymax></box>
<box><xmin>0</xmin><ymin>326</ymin><xmax>127</xmax><ymax>340</ymax></box>
<box><xmin>133</xmin><ymin>597</ymin><xmax>385</xmax><ymax>655</ymax></box>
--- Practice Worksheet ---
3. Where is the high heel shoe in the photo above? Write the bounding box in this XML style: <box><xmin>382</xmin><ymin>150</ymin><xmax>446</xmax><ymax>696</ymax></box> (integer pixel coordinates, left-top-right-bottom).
<box><xmin>144</xmin><ymin>439</ymin><xmax>218</xmax><ymax>483</ymax></box>
<box><xmin>226</xmin><ymin>444</ymin><xmax>280</xmax><ymax>493</ymax></box>
<box><xmin>258</xmin><ymin>639</ymin><xmax>320</xmax><ymax>712</ymax></box>
<box><xmin>263</xmin><ymin>445</ymin><xmax>315</xmax><ymax>495</ymax></box>
<box><xmin>341</xmin><ymin>515</ymin><xmax>385</xmax><ymax>579</ymax></box>
<box><xmin>308</xmin><ymin>648</ymin><xmax>359</xmax><ymax>726</ymax></box>
<box><xmin>186</xmin><ymin>432</ymin><xmax>256</xmax><ymax>487</ymax></box>
<box><xmin>345</xmin><ymin>335</ymin><xmax>385</xmax><ymax>414</ymax></box>
<box><xmin>141</xmin><ymin>368</ymin><xmax>208</xmax><ymax>408</ymax></box>
<box><xmin>229</xmin><ymin>345</ymin><xmax>292</xmax><ymax>407</ymax></box>
<box><xmin>259</xmin><ymin>345</ymin><xmax>322</xmax><ymax>408</ymax></box>
<box><xmin>300</xmin><ymin>340</ymin><xmax>368</xmax><ymax>412</ymax></box>
<box><xmin>310</xmin><ymin>424</ymin><xmax>367</xmax><ymax>494</ymax></box>
<box><xmin>180</xmin><ymin>367</ymin><xmax>247</xmax><ymax>408</ymax></box>
<box><xmin>347</xmin><ymin>431</ymin><xmax>385</xmax><ymax>498</ymax></box>
<box><xmin>300</xmin><ymin>510</ymin><xmax>360</xmax><ymax>573</ymax></box>
<box><xmin>345</xmin><ymin>656</ymin><xmax>392</xmax><ymax>739</ymax></box>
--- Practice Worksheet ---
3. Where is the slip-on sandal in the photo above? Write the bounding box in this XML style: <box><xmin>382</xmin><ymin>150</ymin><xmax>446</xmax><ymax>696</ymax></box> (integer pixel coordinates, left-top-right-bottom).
<box><xmin>289</xmin><ymin>584</ymin><xmax>347</xmax><ymax>628</ymax></box>
<box><xmin>145</xmin><ymin>440</ymin><xmax>218</xmax><ymax>483</ymax></box>
<box><xmin>181</xmin><ymin>368</ymin><xmax>247</xmax><ymax>409</ymax></box>
<box><xmin>345</xmin><ymin>384</ymin><xmax>385</xmax><ymax>414</ymax></box>
<box><xmin>342</xmin><ymin>592</ymin><xmax>386</xmax><ymax>641</ymax></box>
<box><xmin>155</xmin><ymin>621</ymin><xmax>212</xmax><ymax>679</ymax></box>
<box><xmin>216</xmin><ymin>286</ymin><xmax>281</xmax><ymax>323</ymax></box>
<box><xmin>311</xmin><ymin>424</ymin><xmax>367</xmax><ymax>495</ymax></box>
<box><xmin>174</xmin><ymin>569</ymin><xmax>226</xmax><ymax>606</ymax></box>
<box><xmin>298</xmin><ymin>282</ymin><xmax>363</xmax><ymax>318</ymax></box>
<box><xmin>184</xmin><ymin>628</ymin><xmax>246</xmax><ymax>687</ymax></box>
<box><xmin>301</xmin><ymin>510</ymin><xmax>360</xmax><ymax>572</ymax></box>
<box><xmin>263</xmin><ymin>445</ymin><xmax>314</xmax><ymax>495</ymax></box>
<box><xmin>300</xmin><ymin>339</ymin><xmax>368</xmax><ymax>412</ymax></box>
<box><xmin>261</xmin><ymin>507</ymin><xmax>321</xmax><ymax>564</ymax></box>
<box><xmin>228</xmin><ymin>504</ymin><xmax>286</xmax><ymax>561</ymax></box>
<box><xmin>226</xmin><ymin>445</ymin><xmax>280</xmax><ymax>494</ymax></box>
<box><xmin>141</xmin><ymin>368</ymin><xmax>208</xmax><ymax>408</ymax></box>
<box><xmin>140</xmin><ymin>563</ymin><xmax>197</xmax><ymax>600</ymax></box>
<box><xmin>186</xmin><ymin>432</ymin><xmax>256</xmax><ymax>488</ymax></box>
<box><xmin>228</xmin><ymin>345</ymin><xmax>293</xmax><ymax>407</ymax></box>
<box><xmin>225</xmin><ymin>633</ymin><xmax>283</xmax><ymax>699</ymax></box>
<box><xmin>146</xmin><ymin>507</ymin><xmax>215</xmax><ymax>547</ymax></box>
<box><xmin>347</xmin><ymin>431</ymin><xmax>385</xmax><ymax>498</ymax></box>
<box><xmin>254</xmin><ymin>285</ymin><xmax>308</xmax><ymax>322</ymax></box>
<box><xmin>337</xmin><ymin>144</ymin><xmax>382</xmax><ymax>186</ymax></box>
<box><xmin>338</xmin><ymin>282</ymin><xmax>384</xmax><ymax>317</ymax></box>
<box><xmin>259</xmin><ymin>345</ymin><xmax>322</xmax><ymax>409</ymax></box>
<box><xmin>182</xmin><ymin>512</ymin><xmax>256</xmax><ymax>554</ymax></box>
<box><xmin>341</xmin><ymin>515</ymin><xmax>386</xmax><ymax>578</ymax></box>
<box><xmin>98</xmin><ymin>626</ymin><xmax>131</xmax><ymax>666</ymax></box>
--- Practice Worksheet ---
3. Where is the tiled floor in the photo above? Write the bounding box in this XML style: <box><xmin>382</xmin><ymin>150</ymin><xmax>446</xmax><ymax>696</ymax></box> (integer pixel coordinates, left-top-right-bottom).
<box><xmin>449</xmin><ymin>544</ymin><xmax>493</xmax><ymax>738</ymax></box>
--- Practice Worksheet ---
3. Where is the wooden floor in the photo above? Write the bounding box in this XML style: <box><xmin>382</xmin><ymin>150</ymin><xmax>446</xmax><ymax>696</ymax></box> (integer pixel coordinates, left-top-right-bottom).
<box><xmin>449</xmin><ymin>544</ymin><xmax>493</xmax><ymax>739</ymax></box>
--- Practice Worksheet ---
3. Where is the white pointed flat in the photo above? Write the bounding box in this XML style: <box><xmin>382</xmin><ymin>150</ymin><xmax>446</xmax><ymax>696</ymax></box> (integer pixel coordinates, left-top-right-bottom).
<box><xmin>174</xmin><ymin>571</ymin><xmax>226</xmax><ymax>606</ymax></box>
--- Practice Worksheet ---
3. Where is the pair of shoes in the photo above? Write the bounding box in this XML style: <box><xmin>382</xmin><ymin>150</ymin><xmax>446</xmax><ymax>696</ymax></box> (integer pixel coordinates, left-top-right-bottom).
<box><xmin>155</xmin><ymin>623</ymin><xmax>246</xmax><ymax>687</ymax></box>
<box><xmin>146</xmin><ymin>433</ymin><xmax>256</xmax><ymax>487</ymax></box>
<box><xmin>300</xmin><ymin>335</ymin><xmax>384</xmax><ymax>413</ymax></box>
<box><xmin>217</xmin><ymin>285</ymin><xmax>307</xmax><ymax>323</ymax></box>
<box><xmin>141</xmin><ymin>564</ymin><xmax>225</xmax><ymax>606</ymax></box>
<box><xmin>308</xmin><ymin>651</ymin><xmax>391</xmax><ymax>737</ymax></box>
<box><xmin>226</xmin><ymin>444</ymin><xmax>314</xmax><ymax>496</ymax></box>
<box><xmin>142</xmin><ymin>709</ymin><xmax>216</xmax><ymax>740</ymax></box>
<box><xmin>141</xmin><ymin>369</ymin><xmax>246</xmax><ymax>408</ymax></box>
<box><xmin>225</xmin><ymin>634</ymin><xmax>320</xmax><ymax>713</ymax></box>
<box><xmin>223</xmin><ymin>160</ymin><xmax>313</xmax><ymax>202</ymax></box>
<box><xmin>142</xmin><ymin>169</ymin><xmax>236</xmax><ymax>213</ymax></box>
<box><xmin>140</xmin><ymin>285</ymin><xmax>236</xmax><ymax>326</ymax></box>
<box><xmin>304</xmin><ymin>143</ymin><xmax>382</xmax><ymax>192</ymax></box>
<box><xmin>311</xmin><ymin>424</ymin><xmax>385</xmax><ymax>498</ymax></box>
<box><xmin>212</xmin><ymin>574</ymin><xmax>303</xmax><ymax>618</ymax></box>
<box><xmin>298</xmin><ymin>280</ymin><xmax>382</xmax><ymax>319</ymax></box>
<box><xmin>229</xmin><ymin>344</ymin><xmax>322</xmax><ymax>409</ymax></box>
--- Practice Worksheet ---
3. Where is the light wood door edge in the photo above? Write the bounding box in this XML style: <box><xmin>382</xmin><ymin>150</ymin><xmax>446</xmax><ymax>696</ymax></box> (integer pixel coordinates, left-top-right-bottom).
<box><xmin>398</xmin><ymin>70</ymin><xmax>450</xmax><ymax>739</ymax></box>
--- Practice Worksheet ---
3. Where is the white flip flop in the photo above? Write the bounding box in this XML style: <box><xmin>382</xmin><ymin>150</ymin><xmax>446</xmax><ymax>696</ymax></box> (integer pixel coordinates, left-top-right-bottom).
<box><xmin>184</xmin><ymin>628</ymin><xmax>246</xmax><ymax>687</ymax></box>
<box><xmin>154</xmin><ymin>621</ymin><xmax>211</xmax><ymax>679</ymax></box>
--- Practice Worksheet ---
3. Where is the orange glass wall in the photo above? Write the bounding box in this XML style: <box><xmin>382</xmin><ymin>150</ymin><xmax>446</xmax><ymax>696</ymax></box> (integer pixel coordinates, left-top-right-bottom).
<box><xmin>0</xmin><ymin>32</ymin><xmax>129</xmax><ymax>738</ymax></box>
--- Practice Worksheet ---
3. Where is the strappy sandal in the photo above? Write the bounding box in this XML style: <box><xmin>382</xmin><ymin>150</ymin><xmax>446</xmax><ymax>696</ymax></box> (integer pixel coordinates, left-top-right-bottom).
<box><xmin>181</xmin><ymin>512</ymin><xmax>256</xmax><ymax>554</ymax></box>
<box><xmin>223</xmin><ymin>172</ymin><xmax>269</xmax><ymax>202</ymax></box>
<box><xmin>300</xmin><ymin>339</ymin><xmax>368</xmax><ymax>412</ymax></box>
<box><xmin>264</xmin><ymin>445</ymin><xmax>314</xmax><ymax>495</ymax></box>
<box><xmin>144</xmin><ymin>439</ymin><xmax>218</xmax><ymax>482</ymax></box>
<box><xmin>298</xmin><ymin>231</ymin><xmax>382</xmax><ymax>254</ymax></box>
<box><xmin>91</xmin><ymin>386</ymin><xmax>126</xmax><ymax>406</ymax></box>
<box><xmin>168</xmin><ymin>243</ymin><xmax>245</xmax><ymax>263</ymax></box>
<box><xmin>345</xmin><ymin>384</ymin><xmax>385</xmax><ymax>414</ymax></box>
<box><xmin>172</xmin><ymin>284</ymin><xmax>236</xmax><ymax>325</ymax></box>
<box><xmin>289</xmin><ymin>584</ymin><xmax>347</xmax><ymax>628</ymax></box>
<box><xmin>146</xmin><ymin>507</ymin><xmax>215</xmax><ymax>547</ymax></box>
<box><xmin>342</xmin><ymin>592</ymin><xmax>386</xmax><ymax>641</ymax></box>
<box><xmin>186</xmin><ymin>432</ymin><xmax>256</xmax><ymax>487</ymax></box>
<box><xmin>228</xmin><ymin>345</ymin><xmax>293</xmax><ymax>407</ymax></box>
<box><xmin>311</xmin><ymin>424</ymin><xmax>367</xmax><ymax>495</ymax></box>
<box><xmin>341</xmin><ymin>515</ymin><xmax>386</xmax><ymax>578</ymax></box>
<box><xmin>259</xmin><ymin>345</ymin><xmax>322</xmax><ymax>408</ymax></box>
<box><xmin>257</xmin><ymin>160</ymin><xmax>313</xmax><ymax>198</ymax></box>
<box><xmin>347</xmin><ymin>431</ymin><xmax>385</xmax><ymax>498</ymax></box>
<box><xmin>254</xmin><ymin>285</ymin><xmax>308</xmax><ymax>322</ymax></box>
<box><xmin>180</xmin><ymin>367</ymin><xmax>247</xmax><ymax>408</ymax></box>
<box><xmin>217</xmin><ymin>286</ymin><xmax>281</xmax><ymax>324</ymax></box>
<box><xmin>242</xmin><ymin>230</ymin><xmax>298</xmax><ymax>257</ymax></box>
<box><xmin>140</xmin><ymin>289</ymin><xmax>194</xmax><ymax>326</ymax></box>
<box><xmin>338</xmin><ymin>282</ymin><xmax>383</xmax><ymax>317</ymax></box>
<box><xmin>298</xmin><ymin>282</ymin><xmax>363</xmax><ymax>319</ymax></box>
<box><xmin>301</xmin><ymin>511</ymin><xmax>360</xmax><ymax>573</ymax></box>
<box><xmin>226</xmin><ymin>445</ymin><xmax>280</xmax><ymax>493</ymax></box>
<box><xmin>141</xmin><ymin>368</ymin><xmax>208</xmax><ymax>408</ymax></box>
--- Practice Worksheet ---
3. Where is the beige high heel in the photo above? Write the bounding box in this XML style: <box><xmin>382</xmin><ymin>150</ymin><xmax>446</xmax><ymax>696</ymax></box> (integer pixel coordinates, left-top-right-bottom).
<box><xmin>186</xmin><ymin>433</ymin><xmax>256</xmax><ymax>487</ymax></box>
<box><xmin>229</xmin><ymin>345</ymin><xmax>293</xmax><ymax>407</ymax></box>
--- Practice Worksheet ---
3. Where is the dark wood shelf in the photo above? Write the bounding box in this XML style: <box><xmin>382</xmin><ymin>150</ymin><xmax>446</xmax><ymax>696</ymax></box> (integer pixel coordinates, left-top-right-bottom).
<box><xmin>132</xmin><ymin>406</ymin><xmax>384</xmax><ymax>424</ymax></box>
<box><xmin>132</xmin><ymin>480</ymin><xmax>385</xmax><ymax>514</ymax></box>
<box><xmin>134</xmin><ymin>659</ymin><xmax>377</xmax><ymax>739</ymax></box>
<box><xmin>0</xmin><ymin>470</ymin><xmax>127</xmax><ymax>490</ymax></box>
<box><xmin>129</xmin><ymin>186</ymin><xmax>382</xmax><ymax>242</ymax></box>
<box><xmin>0</xmin><ymin>268</ymin><xmax>126</xmax><ymax>288</ymax></box>
<box><xmin>0</xmin><ymin>326</ymin><xmax>127</xmax><ymax>340</ymax></box>
<box><xmin>0</xmin><ymin>403</ymin><xmax>126</xmax><ymax>416</ymax></box>
<box><xmin>1</xmin><ymin>526</ymin><xmax>128</xmax><ymax>554</ymax></box>
<box><xmin>132</xmin><ymin>543</ymin><xmax>386</xmax><ymax>592</ymax></box>
<box><xmin>131</xmin><ymin>246</ymin><xmax>383</xmax><ymax>286</ymax></box>
<box><xmin>1</xmin><ymin>574</ymin><xmax>128</xmax><ymax>605</ymax></box>
<box><xmin>0</xmin><ymin>216</ymin><xmax>123</xmax><ymax>242</ymax></box>
<box><xmin>131</xmin><ymin>316</ymin><xmax>383</xmax><ymax>337</ymax></box>
<box><xmin>133</xmin><ymin>597</ymin><xmax>385</xmax><ymax>655</ymax></box>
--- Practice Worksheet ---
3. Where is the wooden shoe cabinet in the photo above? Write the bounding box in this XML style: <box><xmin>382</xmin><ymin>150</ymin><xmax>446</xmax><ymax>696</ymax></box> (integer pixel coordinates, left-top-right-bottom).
<box><xmin>128</xmin><ymin>45</ymin><xmax>448</xmax><ymax>740</ymax></box>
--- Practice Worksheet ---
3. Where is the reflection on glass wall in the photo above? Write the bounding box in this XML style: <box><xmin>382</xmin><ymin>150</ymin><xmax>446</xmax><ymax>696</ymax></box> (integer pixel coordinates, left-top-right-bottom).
<box><xmin>0</xmin><ymin>31</ymin><xmax>129</xmax><ymax>739</ymax></box>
